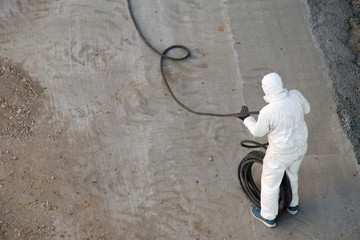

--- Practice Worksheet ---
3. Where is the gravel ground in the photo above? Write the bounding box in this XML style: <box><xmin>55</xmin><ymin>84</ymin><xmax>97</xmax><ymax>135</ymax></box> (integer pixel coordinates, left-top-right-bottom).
<box><xmin>306</xmin><ymin>0</ymin><xmax>360</xmax><ymax>163</ymax></box>
<box><xmin>0</xmin><ymin>58</ymin><xmax>44</xmax><ymax>139</ymax></box>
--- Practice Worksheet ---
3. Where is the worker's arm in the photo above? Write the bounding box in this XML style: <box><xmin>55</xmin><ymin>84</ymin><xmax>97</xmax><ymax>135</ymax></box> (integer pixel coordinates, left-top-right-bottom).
<box><xmin>243</xmin><ymin>111</ymin><xmax>270</xmax><ymax>137</ymax></box>
<box><xmin>301</xmin><ymin>94</ymin><xmax>310</xmax><ymax>114</ymax></box>
<box><xmin>290</xmin><ymin>90</ymin><xmax>310</xmax><ymax>114</ymax></box>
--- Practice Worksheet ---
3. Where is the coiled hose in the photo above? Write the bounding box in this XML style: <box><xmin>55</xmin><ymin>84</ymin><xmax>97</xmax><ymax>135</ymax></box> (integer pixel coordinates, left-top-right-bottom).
<box><xmin>238</xmin><ymin>140</ymin><xmax>292</xmax><ymax>211</ymax></box>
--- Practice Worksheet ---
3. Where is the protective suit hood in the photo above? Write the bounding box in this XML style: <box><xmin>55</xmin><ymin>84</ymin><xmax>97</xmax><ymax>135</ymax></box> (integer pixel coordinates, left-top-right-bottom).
<box><xmin>262</xmin><ymin>73</ymin><xmax>288</xmax><ymax>103</ymax></box>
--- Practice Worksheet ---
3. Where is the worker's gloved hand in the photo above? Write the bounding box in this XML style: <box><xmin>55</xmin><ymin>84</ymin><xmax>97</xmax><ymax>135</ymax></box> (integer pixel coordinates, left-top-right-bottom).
<box><xmin>238</xmin><ymin>105</ymin><xmax>250</xmax><ymax>121</ymax></box>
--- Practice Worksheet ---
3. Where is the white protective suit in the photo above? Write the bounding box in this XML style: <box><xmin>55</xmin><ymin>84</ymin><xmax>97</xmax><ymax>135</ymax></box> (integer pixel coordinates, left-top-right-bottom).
<box><xmin>244</xmin><ymin>73</ymin><xmax>310</xmax><ymax>220</ymax></box>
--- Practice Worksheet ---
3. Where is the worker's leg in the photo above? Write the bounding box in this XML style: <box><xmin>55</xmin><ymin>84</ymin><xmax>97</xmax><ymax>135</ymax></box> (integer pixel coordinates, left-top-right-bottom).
<box><xmin>285</xmin><ymin>154</ymin><xmax>304</xmax><ymax>207</ymax></box>
<box><xmin>260</xmin><ymin>153</ymin><xmax>286</xmax><ymax>220</ymax></box>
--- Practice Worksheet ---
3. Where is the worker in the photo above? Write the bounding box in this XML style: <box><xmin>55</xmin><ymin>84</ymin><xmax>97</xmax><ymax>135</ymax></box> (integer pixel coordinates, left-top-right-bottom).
<box><xmin>238</xmin><ymin>72</ymin><xmax>310</xmax><ymax>228</ymax></box>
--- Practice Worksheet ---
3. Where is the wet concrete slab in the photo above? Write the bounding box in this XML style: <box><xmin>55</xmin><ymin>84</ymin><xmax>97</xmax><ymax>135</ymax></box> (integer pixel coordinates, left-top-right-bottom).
<box><xmin>0</xmin><ymin>0</ymin><xmax>359</xmax><ymax>239</ymax></box>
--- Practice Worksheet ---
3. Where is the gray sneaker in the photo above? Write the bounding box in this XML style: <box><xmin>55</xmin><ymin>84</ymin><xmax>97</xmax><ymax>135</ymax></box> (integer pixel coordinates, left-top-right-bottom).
<box><xmin>251</xmin><ymin>206</ymin><xmax>276</xmax><ymax>228</ymax></box>
<box><xmin>287</xmin><ymin>205</ymin><xmax>298</xmax><ymax>215</ymax></box>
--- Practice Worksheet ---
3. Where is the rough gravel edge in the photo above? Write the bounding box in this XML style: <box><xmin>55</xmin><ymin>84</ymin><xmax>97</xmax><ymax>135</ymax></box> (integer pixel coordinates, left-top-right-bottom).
<box><xmin>305</xmin><ymin>0</ymin><xmax>360</xmax><ymax>164</ymax></box>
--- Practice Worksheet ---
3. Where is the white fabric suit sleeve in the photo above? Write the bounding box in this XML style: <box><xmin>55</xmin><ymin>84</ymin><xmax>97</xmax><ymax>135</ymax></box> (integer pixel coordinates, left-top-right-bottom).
<box><xmin>301</xmin><ymin>94</ymin><xmax>310</xmax><ymax>114</ymax></box>
<box><xmin>243</xmin><ymin>112</ymin><xmax>270</xmax><ymax>137</ymax></box>
<box><xmin>291</xmin><ymin>90</ymin><xmax>310</xmax><ymax>114</ymax></box>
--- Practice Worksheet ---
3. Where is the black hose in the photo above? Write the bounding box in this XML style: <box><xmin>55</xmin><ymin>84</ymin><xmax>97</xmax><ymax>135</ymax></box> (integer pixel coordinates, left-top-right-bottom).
<box><xmin>238</xmin><ymin>143</ymin><xmax>292</xmax><ymax>211</ymax></box>
<box><xmin>127</xmin><ymin>0</ymin><xmax>292</xmax><ymax>212</ymax></box>
<box><xmin>240</xmin><ymin>140</ymin><xmax>268</xmax><ymax>149</ymax></box>
<box><xmin>127</xmin><ymin>0</ymin><xmax>259</xmax><ymax>118</ymax></box>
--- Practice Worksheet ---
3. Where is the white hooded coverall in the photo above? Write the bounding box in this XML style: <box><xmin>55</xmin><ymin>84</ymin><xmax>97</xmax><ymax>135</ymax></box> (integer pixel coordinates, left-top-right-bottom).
<box><xmin>244</xmin><ymin>73</ymin><xmax>310</xmax><ymax>220</ymax></box>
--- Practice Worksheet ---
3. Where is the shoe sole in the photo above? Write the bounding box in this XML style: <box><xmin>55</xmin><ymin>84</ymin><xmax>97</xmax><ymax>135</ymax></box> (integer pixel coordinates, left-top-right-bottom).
<box><xmin>287</xmin><ymin>209</ymin><xmax>298</xmax><ymax>215</ymax></box>
<box><xmin>251</xmin><ymin>209</ymin><xmax>276</xmax><ymax>228</ymax></box>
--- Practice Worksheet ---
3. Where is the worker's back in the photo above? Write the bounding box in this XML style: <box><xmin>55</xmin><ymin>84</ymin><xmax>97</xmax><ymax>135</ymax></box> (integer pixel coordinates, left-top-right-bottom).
<box><xmin>262</xmin><ymin>89</ymin><xmax>310</xmax><ymax>155</ymax></box>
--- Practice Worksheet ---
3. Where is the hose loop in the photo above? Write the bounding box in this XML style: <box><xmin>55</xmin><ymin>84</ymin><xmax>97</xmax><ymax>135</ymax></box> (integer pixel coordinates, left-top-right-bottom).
<box><xmin>240</xmin><ymin>140</ymin><xmax>268</xmax><ymax>150</ymax></box>
<box><xmin>162</xmin><ymin>45</ymin><xmax>191</xmax><ymax>61</ymax></box>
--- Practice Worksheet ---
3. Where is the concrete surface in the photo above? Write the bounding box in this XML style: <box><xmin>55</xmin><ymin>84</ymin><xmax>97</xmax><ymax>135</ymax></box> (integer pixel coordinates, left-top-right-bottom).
<box><xmin>0</xmin><ymin>0</ymin><xmax>359</xmax><ymax>239</ymax></box>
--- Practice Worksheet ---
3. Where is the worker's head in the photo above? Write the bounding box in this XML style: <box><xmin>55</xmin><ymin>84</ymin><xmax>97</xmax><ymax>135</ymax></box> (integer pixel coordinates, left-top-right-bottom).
<box><xmin>262</xmin><ymin>72</ymin><xmax>287</xmax><ymax>103</ymax></box>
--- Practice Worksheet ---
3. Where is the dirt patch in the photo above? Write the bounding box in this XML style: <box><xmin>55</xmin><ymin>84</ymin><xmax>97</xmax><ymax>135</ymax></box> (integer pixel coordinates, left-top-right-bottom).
<box><xmin>0</xmin><ymin>59</ymin><xmax>44</xmax><ymax>139</ymax></box>
<box><xmin>0</xmin><ymin>60</ymin><xmax>117</xmax><ymax>239</ymax></box>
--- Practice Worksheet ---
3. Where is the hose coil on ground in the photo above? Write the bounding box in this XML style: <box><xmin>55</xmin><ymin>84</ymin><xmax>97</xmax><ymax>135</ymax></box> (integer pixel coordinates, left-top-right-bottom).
<box><xmin>238</xmin><ymin>141</ymin><xmax>292</xmax><ymax>211</ymax></box>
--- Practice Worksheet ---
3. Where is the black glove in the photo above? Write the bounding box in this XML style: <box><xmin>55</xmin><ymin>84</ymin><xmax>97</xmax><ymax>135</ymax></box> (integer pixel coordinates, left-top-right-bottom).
<box><xmin>238</xmin><ymin>105</ymin><xmax>250</xmax><ymax>121</ymax></box>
